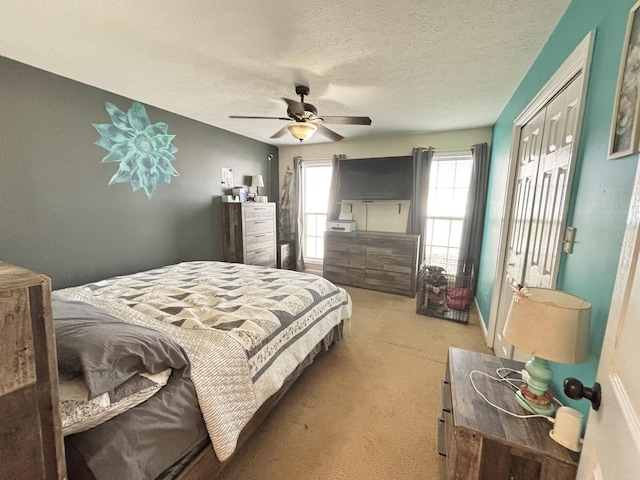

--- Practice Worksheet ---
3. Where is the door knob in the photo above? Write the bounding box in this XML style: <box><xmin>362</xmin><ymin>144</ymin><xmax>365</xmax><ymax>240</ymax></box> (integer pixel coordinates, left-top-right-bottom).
<box><xmin>563</xmin><ymin>377</ymin><xmax>601</xmax><ymax>411</ymax></box>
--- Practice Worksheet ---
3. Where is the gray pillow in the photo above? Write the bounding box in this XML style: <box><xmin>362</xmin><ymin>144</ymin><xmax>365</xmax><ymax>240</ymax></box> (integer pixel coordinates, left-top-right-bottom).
<box><xmin>52</xmin><ymin>298</ymin><xmax>190</xmax><ymax>398</ymax></box>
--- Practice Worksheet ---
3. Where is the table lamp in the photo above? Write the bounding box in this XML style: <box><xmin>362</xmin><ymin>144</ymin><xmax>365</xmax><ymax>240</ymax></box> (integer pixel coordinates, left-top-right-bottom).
<box><xmin>251</xmin><ymin>174</ymin><xmax>264</xmax><ymax>199</ymax></box>
<box><xmin>503</xmin><ymin>287</ymin><xmax>590</xmax><ymax>415</ymax></box>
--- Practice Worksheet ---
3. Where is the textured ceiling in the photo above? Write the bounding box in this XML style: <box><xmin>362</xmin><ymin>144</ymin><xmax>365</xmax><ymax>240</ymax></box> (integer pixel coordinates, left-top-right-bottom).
<box><xmin>0</xmin><ymin>0</ymin><xmax>570</xmax><ymax>145</ymax></box>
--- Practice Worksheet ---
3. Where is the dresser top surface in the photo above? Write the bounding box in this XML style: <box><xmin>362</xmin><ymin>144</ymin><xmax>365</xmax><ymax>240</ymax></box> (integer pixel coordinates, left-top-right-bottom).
<box><xmin>325</xmin><ymin>230</ymin><xmax>420</xmax><ymax>240</ymax></box>
<box><xmin>0</xmin><ymin>262</ymin><xmax>50</xmax><ymax>290</ymax></box>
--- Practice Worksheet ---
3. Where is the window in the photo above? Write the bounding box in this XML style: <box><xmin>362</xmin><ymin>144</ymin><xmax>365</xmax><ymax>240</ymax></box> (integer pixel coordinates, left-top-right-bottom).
<box><xmin>301</xmin><ymin>160</ymin><xmax>332</xmax><ymax>262</ymax></box>
<box><xmin>424</xmin><ymin>151</ymin><xmax>473</xmax><ymax>264</ymax></box>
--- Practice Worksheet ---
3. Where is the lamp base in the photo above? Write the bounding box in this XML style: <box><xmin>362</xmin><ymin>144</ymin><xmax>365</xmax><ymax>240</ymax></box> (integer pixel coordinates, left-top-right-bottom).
<box><xmin>515</xmin><ymin>387</ymin><xmax>555</xmax><ymax>416</ymax></box>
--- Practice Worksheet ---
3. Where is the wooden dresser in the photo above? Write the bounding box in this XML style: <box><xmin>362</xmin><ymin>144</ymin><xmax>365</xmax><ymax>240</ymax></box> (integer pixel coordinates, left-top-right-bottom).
<box><xmin>0</xmin><ymin>262</ymin><xmax>66</xmax><ymax>479</ymax></box>
<box><xmin>439</xmin><ymin>347</ymin><xmax>579</xmax><ymax>480</ymax></box>
<box><xmin>323</xmin><ymin>230</ymin><xmax>420</xmax><ymax>297</ymax></box>
<box><xmin>221</xmin><ymin>202</ymin><xmax>277</xmax><ymax>268</ymax></box>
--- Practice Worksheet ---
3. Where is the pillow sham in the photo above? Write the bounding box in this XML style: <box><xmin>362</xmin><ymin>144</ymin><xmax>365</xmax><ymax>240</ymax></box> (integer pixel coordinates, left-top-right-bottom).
<box><xmin>52</xmin><ymin>297</ymin><xmax>190</xmax><ymax>398</ymax></box>
<box><xmin>59</xmin><ymin>368</ymin><xmax>171</xmax><ymax>436</ymax></box>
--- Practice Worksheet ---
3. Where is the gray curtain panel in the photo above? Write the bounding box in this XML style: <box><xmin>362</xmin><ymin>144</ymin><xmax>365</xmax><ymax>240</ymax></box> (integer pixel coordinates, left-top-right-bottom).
<box><xmin>410</xmin><ymin>147</ymin><xmax>433</xmax><ymax>263</ymax></box>
<box><xmin>458</xmin><ymin>142</ymin><xmax>490</xmax><ymax>291</ymax></box>
<box><xmin>326</xmin><ymin>154</ymin><xmax>346</xmax><ymax>220</ymax></box>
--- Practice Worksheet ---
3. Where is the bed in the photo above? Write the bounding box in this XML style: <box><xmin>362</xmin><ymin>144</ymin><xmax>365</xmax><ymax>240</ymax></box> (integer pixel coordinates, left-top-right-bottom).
<box><xmin>51</xmin><ymin>260</ymin><xmax>352</xmax><ymax>479</ymax></box>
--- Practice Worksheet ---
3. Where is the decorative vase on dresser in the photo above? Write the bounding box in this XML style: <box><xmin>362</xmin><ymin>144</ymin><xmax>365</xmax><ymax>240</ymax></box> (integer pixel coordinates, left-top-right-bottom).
<box><xmin>221</xmin><ymin>202</ymin><xmax>277</xmax><ymax>268</ymax></box>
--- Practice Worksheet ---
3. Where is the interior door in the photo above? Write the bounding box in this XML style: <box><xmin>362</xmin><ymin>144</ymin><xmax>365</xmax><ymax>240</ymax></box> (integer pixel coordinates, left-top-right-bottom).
<box><xmin>506</xmin><ymin>110</ymin><xmax>546</xmax><ymax>283</ymax></box>
<box><xmin>577</xmin><ymin>164</ymin><xmax>640</xmax><ymax>479</ymax></box>
<box><xmin>492</xmin><ymin>108</ymin><xmax>546</xmax><ymax>358</ymax></box>
<box><xmin>525</xmin><ymin>75</ymin><xmax>583</xmax><ymax>288</ymax></box>
<box><xmin>494</xmin><ymin>74</ymin><xmax>583</xmax><ymax>360</ymax></box>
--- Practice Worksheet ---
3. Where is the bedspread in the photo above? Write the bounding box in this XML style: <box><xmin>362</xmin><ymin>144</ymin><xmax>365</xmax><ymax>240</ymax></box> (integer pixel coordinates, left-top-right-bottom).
<box><xmin>55</xmin><ymin>261</ymin><xmax>352</xmax><ymax>461</ymax></box>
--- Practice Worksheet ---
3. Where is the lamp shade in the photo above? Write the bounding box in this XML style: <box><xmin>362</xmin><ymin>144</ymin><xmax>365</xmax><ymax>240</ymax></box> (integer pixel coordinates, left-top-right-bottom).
<box><xmin>503</xmin><ymin>287</ymin><xmax>590</xmax><ymax>364</ymax></box>
<box><xmin>286</xmin><ymin>121</ymin><xmax>317</xmax><ymax>140</ymax></box>
<box><xmin>251</xmin><ymin>175</ymin><xmax>264</xmax><ymax>188</ymax></box>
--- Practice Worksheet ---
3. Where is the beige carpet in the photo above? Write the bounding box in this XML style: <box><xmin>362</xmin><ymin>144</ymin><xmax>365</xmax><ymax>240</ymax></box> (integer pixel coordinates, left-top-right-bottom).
<box><xmin>219</xmin><ymin>286</ymin><xmax>494</xmax><ymax>480</ymax></box>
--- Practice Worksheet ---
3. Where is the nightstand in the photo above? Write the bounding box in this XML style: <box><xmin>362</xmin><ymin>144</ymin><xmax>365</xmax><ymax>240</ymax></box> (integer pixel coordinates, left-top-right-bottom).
<box><xmin>277</xmin><ymin>241</ymin><xmax>295</xmax><ymax>270</ymax></box>
<box><xmin>438</xmin><ymin>347</ymin><xmax>579</xmax><ymax>480</ymax></box>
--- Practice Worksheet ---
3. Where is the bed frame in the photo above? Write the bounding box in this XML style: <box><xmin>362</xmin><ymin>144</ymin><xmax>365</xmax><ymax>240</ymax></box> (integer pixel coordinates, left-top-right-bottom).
<box><xmin>0</xmin><ymin>263</ymin><xmax>66</xmax><ymax>479</ymax></box>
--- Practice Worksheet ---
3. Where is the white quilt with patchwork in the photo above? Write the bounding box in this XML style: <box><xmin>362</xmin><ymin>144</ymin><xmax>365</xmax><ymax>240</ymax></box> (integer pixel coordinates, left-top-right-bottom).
<box><xmin>55</xmin><ymin>261</ymin><xmax>352</xmax><ymax>461</ymax></box>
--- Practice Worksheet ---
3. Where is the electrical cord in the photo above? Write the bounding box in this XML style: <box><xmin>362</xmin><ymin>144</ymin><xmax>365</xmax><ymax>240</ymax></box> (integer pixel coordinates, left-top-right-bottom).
<box><xmin>496</xmin><ymin>366</ymin><xmax>566</xmax><ymax>408</ymax></box>
<box><xmin>469</xmin><ymin>369</ymin><xmax>555</xmax><ymax>423</ymax></box>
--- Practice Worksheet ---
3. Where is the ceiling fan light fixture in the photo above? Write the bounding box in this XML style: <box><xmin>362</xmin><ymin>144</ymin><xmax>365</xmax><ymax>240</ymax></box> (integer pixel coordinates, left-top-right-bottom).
<box><xmin>286</xmin><ymin>121</ymin><xmax>317</xmax><ymax>141</ymax></box>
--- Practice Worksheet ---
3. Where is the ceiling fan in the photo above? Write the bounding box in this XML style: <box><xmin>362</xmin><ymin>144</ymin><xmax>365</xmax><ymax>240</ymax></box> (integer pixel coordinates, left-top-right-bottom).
<box><xmin>229</xmin><ymin>85</ymin><xmax>372</xmax><ymax>142</ymax></box>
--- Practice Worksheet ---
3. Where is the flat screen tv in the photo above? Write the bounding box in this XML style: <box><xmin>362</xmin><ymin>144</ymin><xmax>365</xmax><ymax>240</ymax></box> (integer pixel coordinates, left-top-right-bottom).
<box><xmin>336</xmin><ymin>156</ymin><xmax>413</xmax><ymax>201</ymax></box>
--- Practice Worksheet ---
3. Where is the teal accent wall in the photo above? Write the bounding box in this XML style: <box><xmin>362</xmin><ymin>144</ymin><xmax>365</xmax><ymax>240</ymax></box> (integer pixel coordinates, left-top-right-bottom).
<box><xmin>0</xmin><ymin>56</ymin><xmax>278</xmax><ymax>289</ymax></box>
<box><xmin>476</xmin><ymin>0</ymin><xmax>639</xmax><ymax>419</ymax></box>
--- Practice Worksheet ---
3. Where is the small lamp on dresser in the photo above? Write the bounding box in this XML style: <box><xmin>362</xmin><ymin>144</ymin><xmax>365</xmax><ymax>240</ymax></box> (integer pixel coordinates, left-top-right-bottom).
<box><xmin>503</xmin><ymin>287</ymin><xmax>591</xmax><ymax>416</ymax></box>
<box><xmin>251</xmin><ymin>175</ymin><xmax>264</xmax><ymax>201</ymax></box>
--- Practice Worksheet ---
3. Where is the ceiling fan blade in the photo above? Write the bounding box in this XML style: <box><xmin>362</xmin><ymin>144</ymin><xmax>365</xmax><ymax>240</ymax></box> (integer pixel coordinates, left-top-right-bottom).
<box><xmin>282</xmin><ymin>98</ymin><xmax>306</xmax><ymax>119</ymax></box>
<box><xmin>319</xmin><ymin>116</ymin><xmax>372</xmax><ymax>125</ymax></box>
<box><xmin>229</xmin><ymin>115</ymin><xmax>291</xmax><ymax>121</ymax></box>
<box><xmin>270</xmin><ymin>126</ymin><xmax>290</xmax><ymax>139</ymax></box>
<box><xmin>315</xmin><ymin>123</ymin><xmax>344</xmax><ymax>142</ymax></box>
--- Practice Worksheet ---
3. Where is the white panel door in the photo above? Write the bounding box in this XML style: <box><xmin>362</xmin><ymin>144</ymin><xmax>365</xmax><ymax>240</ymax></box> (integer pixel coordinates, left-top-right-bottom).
<box><xmin>577</xmin><ymin>162</ymin><xmax>640</xmax><ymax>479</ymax></box>
<box><xmin>505</xmin><ymin>110</ymin><xmax>546</xmax><ymax>284</ymax></box>
<box><xmin>493</xmin><ymin>108</ymin><xmax>546</xmax><ymax>358</ymax></box>
<box><xmin>525</xmin><ymin>76</ymin><xmax>583</xmax><ymax>288</ymax></box>
<box><xmin>495</xmin><ymin>74</ymin><xmax>583</xmax><ymax>360</ymax></box>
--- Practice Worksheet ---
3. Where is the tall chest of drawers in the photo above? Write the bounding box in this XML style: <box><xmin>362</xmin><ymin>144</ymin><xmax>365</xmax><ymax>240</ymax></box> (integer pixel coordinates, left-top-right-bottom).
<box><xmin>221</xmin><ymin>202</ymin><xmax>277</xmax><ymax>268</ymax></box>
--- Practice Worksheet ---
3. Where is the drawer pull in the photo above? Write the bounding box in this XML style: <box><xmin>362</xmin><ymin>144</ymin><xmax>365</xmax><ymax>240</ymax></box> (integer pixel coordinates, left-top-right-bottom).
<box><xmin>437</xmin><ymin>417</ymin><xmax>447</xmax><ymax>457</ymax></box>
<box><xmin>442</xmin><ymin>380</ymin><xmax>452</xmax><ymax>413</ymax></box>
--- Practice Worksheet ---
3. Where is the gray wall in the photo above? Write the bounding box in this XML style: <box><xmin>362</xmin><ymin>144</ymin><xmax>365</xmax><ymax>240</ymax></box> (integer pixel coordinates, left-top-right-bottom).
<box><xmin>0</xmin><ymin>56</ymin><xmax>278</xmax><ymax>289</ymax></box>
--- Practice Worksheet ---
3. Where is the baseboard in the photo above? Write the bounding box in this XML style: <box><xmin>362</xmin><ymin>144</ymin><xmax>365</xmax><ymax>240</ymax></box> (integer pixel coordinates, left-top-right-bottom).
<box><xmin>474</xmin><ymin>297</ymin><xmax>490</xmax><ymax>345</ymax></box>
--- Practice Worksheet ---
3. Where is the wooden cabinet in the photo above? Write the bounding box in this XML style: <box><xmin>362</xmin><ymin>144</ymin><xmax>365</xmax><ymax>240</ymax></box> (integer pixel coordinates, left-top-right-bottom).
<box><xmin>0</xmin><ymin>262</ymin><xmax>66</xmax><ymax>479</ymax></box>
<box><xmin>323</xmin><ymin>231</ymin><xmax>419</xmax><ymax>297</ymax></box>
<box><xmin>221</xmin><ymin>202</ymin><xmax>277</xmax><ymax>268</ymax></box>
<box><xmin>439</xmin><ymin>347</ymin><xmax>579</xmax><ymax>480</ymax></box>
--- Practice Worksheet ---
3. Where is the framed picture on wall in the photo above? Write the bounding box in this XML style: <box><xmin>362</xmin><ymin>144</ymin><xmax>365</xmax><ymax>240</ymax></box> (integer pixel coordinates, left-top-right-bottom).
<box><xmin>610</xmin><ymin>1</ymin><xmax>640</xmax><ymax>159</ymax></box>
